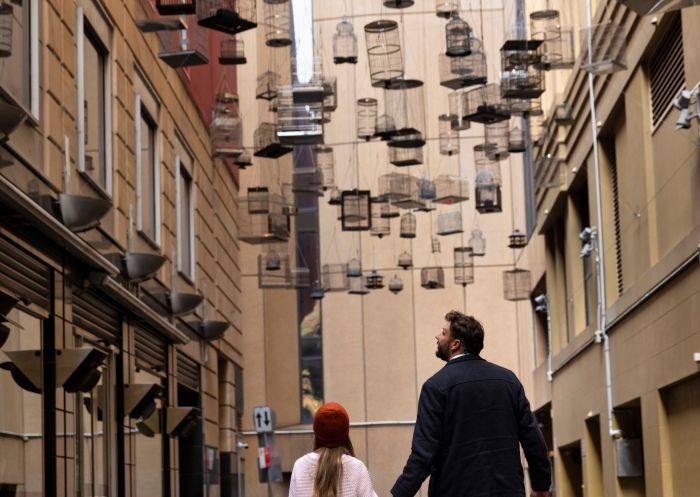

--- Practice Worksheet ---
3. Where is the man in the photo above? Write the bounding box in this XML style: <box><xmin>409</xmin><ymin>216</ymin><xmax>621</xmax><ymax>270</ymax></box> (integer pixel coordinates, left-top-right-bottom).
<box><xmin>391</xmin><ymin>311</ymin><xmax>551</xmax><ymax>497</ymax></box>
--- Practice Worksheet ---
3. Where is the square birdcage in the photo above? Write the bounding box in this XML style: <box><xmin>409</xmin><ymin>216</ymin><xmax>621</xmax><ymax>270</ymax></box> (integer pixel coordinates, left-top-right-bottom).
<box><xmin>474</xmin><ymin>145</ymin><xmax>503</xmax><ymax>184</ymax></box>
<box><xmin>418</xmin><ymin>178</ymin><xmax>436</xmax><ymax>200</ymax></box>
<box><xmin>484</xmin><ymin>122</ymin><xmax>510</xmax><ymax>161</ymax></box>
<box><xmin>439</xmin><ymin>114</ymin><xmax>459</xmax><ymax>156</ymax></box>
<box><xmin>253</xmin><ymin>122</ymin><xmax>292</xmax><ymax>158</ymax></box>
<box><xmin>314</xmin><ymin>146</ymin><xmax>335</xmax><ymax>190</ymax></box>
<box><xmin>370</xmin><ymin>210</ymin><xmax>390</xmax><ymax>238</ymax></box>
<box><xmin>508</xmin><ymin>125</ymin><xmax>526</xmax><ymax>153</ymax></box>
<box><xmin>379</xmin><ymin>172</ymin><xmax>414</xmax><ymax>201</ymax></box>
<box><xmin>322</xmin><ymin>78</ymin><xmax>338</xmax><ymax>113</ymax></box>
<box><xmin>292</xmin><ymin>167</ymin><xmax>324</xmax><ymax>196</ymax></box>
<box><xmin>463</xmin><ymin>84</ymin><xmax>511</xmax><ymax>124</ymax></box>
<box><xmin>334</xmin><ymin>18</ymin><xmax>358</xmax><ymax>64</ymax></box>
<box><xmin>291</xmin><ymin>267</ymin><xmax>311</xmax><ymax>289</ymax></box>
<box><xmin>437</xmin><ymin>211</ymin><xmax>463</xmax><ymax>236</ymax></box>
<box><xmin>503</xmin><ymin>269</ymin><xmax>531</xmax><ymax>301</ymax></box>
<box><xmin>277</xmin><ymin>86</ymin><xmax>323</xmax><ymax>145</ymax></box>
<box><xmin>210</xmin><ymin>93</ymin><xmax>243</xmax><ymax>158</ymax></box>
<box><xmin>535</xmin><ymin>29</ymin><xmax>575</xmax><ymax>70</ymax></box>
<box><xmin>0</xmin><ymin>3</ymin><xmax>12</xmax><ymax>58</ymax></box>
<box><xmin>375</xmin><ymin>113</ymin><xmax>398</xmax><ymax>140</ymax></box>
<box><xmin>247</xmin><ymin>187</ymin><xmax>269</xmax><ymax>214</ymax></box>
<box><xmin>500</xmin><ymin>40</ymin><xmax>545</xmax><ymax>99</ymax></box>
<box><xmin>580</xmin><ymin>22</ymin><xmax>627</xmax><ymax>75</ymax></box>
<box><xmin>264</xmin><ymin>0</ymin><xmax>292</xmax><ymax>47</ymax></box>
<box><xmin>156</xmin><ymin>0</ymin><xmax>195</xmax><ymax>15</ymax></box>
<box><xmin>197</xmin><ymin>0</ymin><xmax>257</xmax><ymax>35</ymax></box>
<box><xmin>434</xmin><ymin>175</ymin><xmax>469</xmax><ymax>204</ymax></box>
<box><xmin>256</xmin><ymin>71</ymin><xmax>279</xmax><ymax>100</ymax></box>
<box><xmin>448</xmin><ymin>90</ymin><xmax>471</xmax><ymax>131</ymax></box>
<box><xmin>234</xmin><ymin>149</ymin><xmax>253</xmax><ymax>169</ymax></box>
<box><xmin>389</xmin><ymin>146</ymin><xmax>423</xmax><ymax>167</ymax></box>
<box><xmin>620</xmin><ymin>0</ymin><xmax>700</xmax><ymax>15</ymax></box>
<box><xmin>357</xmin><ymin>98</ymin><xmax>378</xmax><ymax>140</ymax></box>
<box><xmin>439</xmin><ymin>47</ymin><xmax>487</xmax><ymax>90</ymax></box>
<box><xmin>393</xmin><ymin>178</ymin><xmax>426</xmax><ymax>210</ymax></box>
<box><xmin>219</xmin><ymin>38</ymin><xmax>246</xmax><ymax>65</ymax></box>
<box><xmin>475</xmin><ymin>170</ymin><xmax>503</xmax><ymax>214</ymax></box>
<box><xmin>238</xmin><ymin>194</ymin><xmax>290</xmax><ymax>244</ymax></box>
<box><xmin>421</xmin><ymin>267</ymin><xmax>445</xmax><ymax>289</ymax></box>
<box><xmin>386</xmin><ymin>79</ymin><xmax>426</xmax><ymax>148</ymax></box>
<box><xmin>364</xmin><ymin>20</ymin><xmax>404</xmax><ymax>87</ymax></box>
<box><xmin>341</xmin><ymin>190</ymin><xmax>371</xmax><ymax>231</ymax></box>
<box><xmin>322</xmin><ymin>263</ymin><xmax>349</xmax><ymax>292</ymax></box>
<box><xmin>158</xmin><ymin>17</ymin><xmax>209</xmax><ymax>68</ymax></box>
<box><xmin>258</xmin><ymin>251</ymin><xmax>291</xmax><ymax>289</ymax></box>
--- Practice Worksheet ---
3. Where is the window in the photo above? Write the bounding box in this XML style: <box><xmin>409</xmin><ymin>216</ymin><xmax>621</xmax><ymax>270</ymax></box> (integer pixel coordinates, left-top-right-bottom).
<box><xmin>647</xmin><ymin>14</ymin><xmax>684</xmax><ymax>130</ymax></box>
<box><xmin>0</xmin><ymin>0</ymin><xmax>38</xmax><ymax>115</ymax></box>
<box><xmin>176</xmin><ymin>139</ymin><xmax>194</xmax><ymax>280</ymax></box>
<box><xmin>77</xmin><ymin>8</ymin><xmax>112</xmax><ymax>195</ymax></box>
<box><xmin>135</xmin><ymin>79</ymin><xmax>160</xmax><ymax>245</ymax></box>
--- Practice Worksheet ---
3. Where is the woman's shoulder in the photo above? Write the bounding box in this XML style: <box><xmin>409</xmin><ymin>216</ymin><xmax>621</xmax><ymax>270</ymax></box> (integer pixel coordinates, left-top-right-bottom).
<box><xmin>341</xmin><ymin>454</ymin><xmax>369</xmax><ymax>470</ymax></box>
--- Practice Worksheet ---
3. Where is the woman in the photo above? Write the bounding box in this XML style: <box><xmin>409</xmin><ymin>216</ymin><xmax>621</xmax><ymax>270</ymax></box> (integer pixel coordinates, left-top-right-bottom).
<box><xmin>289</xmin><ymin>402</ymin><xmax>378</xmax><ymax>497</ymax></box>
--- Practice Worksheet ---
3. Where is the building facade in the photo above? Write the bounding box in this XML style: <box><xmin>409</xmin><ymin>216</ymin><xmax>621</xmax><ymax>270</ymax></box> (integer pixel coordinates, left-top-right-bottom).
<box><xmin>0</xmin><ymin>1</ymin><xmax>244</xmax><ymax>497</ymax></box>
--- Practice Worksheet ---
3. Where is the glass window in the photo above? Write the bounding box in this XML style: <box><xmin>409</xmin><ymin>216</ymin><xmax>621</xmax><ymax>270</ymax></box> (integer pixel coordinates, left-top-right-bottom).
<box><xmin>138</xmin><ymin>104</ymin><xmax>158</xmax><ymax>242</ymax></box>
<box><xmin>0</xmin><ymin>309</ymin><xmax>43</xmax><ymax>497</ymax></box>
<box><xmin>81</xmin><ymin>21</ymin><xmax>108</xmax><ymax>191</ymax></box>
<box><xmin>176</xmin><ymin>148</ymin><xmax>194</xmax><ymax>279</ymax></box>
<box><xmin>0</xmin><ymin>0</ymin><xmax>32</xmax><ymax>109</ymax></box>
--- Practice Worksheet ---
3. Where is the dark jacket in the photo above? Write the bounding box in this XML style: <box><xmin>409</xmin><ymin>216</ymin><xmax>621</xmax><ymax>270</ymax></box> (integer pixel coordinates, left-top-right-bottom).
<box><xmin>391</xmin><ymin>355</ymin><xmax>551</xmax><ymax>497</ymax></box>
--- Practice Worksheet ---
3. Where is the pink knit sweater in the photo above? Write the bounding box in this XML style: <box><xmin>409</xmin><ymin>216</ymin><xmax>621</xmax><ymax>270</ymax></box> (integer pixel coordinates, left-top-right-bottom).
<box><xmin>288</xmin><ymin>452</ymin><xmax>378</xmax><ymax>497</ymax></box>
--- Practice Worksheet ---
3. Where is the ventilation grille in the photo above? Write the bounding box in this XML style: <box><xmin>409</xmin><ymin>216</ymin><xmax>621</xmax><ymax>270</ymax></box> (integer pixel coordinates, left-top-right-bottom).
<box><xmin>648</xmin><ymin>15</ymin><xmax>684</xmax><ymax>129</ymax></box>
<box><xmin>135</xmin><ymin>327</ymin><xmax>167</xmax><ymax>372</ymax></box>
<box><xmin>0</xmin><ymin>235</ymin><xmax>51</xmax><ymax>311</ymax></box>
<box><xmin>177</xmin><ymin>352</ymin><xmax>200</xmax><ymax>391</ymax></box>
<box><xmin>611</xmin><ymin>160</ymin><xmax>624</xmax><ymax>296</ymax></box>
<box><xmin>73</xmin><ymin>289</ymin><xmax>120</xmax><ymax>342</ymax></box>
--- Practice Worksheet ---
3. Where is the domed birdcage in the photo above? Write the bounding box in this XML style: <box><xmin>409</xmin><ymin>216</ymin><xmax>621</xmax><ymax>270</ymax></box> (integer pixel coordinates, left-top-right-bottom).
<box><xmin>365</xmin><ymin>270</ymin><xmax>384</xmax><ymax>289</ymax></box>
<box><xmin>445</xmin><ymin>15</ymin><xmax>471</xmax><ymax>57</ymax></box>
<box><xmin>468</xmin><ymin>227</ymin><xmax>486</xmax><ymax>256</ymax></box>
<box><xmin>431</xmin><ymin>236</ymin><xmax>441</xmax><ymax>254</ymax></box>
<box><xmin>388</xmin><ymin>274</ymin><xmax>404</xmax><ymax>294</ymax></box>
<box><xmin>333</xmin><ymin>18</ymin><xmax>358</xmax><ymax>64</ymax></box>
<box><xmin>418</xmin><ymin>178</ymin><xmax>436</xmax><ymax>200</ymax></box>
<box><xmin>347</xmin><ymin>258</ymin><xmax>362</xmax><ymax>277</ymax></box>
<box><xmin>439</xmin><ymin>114</ymin><xmax>459</xmax><ymax>156</ymax></box>
<box><xmin>400</xmin><ymin>212</ymin><xmax>416</xmax><ymax>238</ymax></box>
<box><xmin>397</xmin><ymin>250</ymin><xmax>413</xmax><ymax>269</ymax></box>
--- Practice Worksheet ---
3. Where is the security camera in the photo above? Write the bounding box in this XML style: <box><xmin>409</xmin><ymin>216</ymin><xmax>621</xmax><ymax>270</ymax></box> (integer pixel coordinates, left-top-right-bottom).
<box><xmin>534</xmin><ymin>294</ymin><xmax>548</xmax><ymax>306</ymax></box>
<box><xmin>123</xmin><ymin>383</ymin><xmax>164</xmax><ymax>419</ymax></box>
<box><xmin>675</xmin><ymin>108</ymin><xmax>695</xmax><ymax>130</ymax></box>
<box><xmin>673</xmin><ymin>90</ymin><xmax>692</xmax><ymax>110</ymax></box>
<box><xmin>579</xmin><ymin>227</ymin><xmax>594</xmax><ymax>242</ymax></box>
<box><xmin>580</xmin><ymin>243</ymin><xmax>594</xmax><ymax>258</ymax></box>
<box><xmin>237</xmin><ymin>441</ymin><xmax>249</xmax><ymax>450</ymax></box>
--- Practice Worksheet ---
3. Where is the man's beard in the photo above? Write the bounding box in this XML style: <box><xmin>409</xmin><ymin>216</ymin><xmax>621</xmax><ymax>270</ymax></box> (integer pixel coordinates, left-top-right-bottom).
<box><xmin>435</xmin><ymin>342</ymin><xmax>450</xmax><ymax>362</ymax></box>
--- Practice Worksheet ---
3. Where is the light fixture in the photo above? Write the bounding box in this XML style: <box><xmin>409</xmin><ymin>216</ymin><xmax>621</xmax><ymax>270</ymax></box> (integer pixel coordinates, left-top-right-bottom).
<box><xmin>580</xmin><ymin>243</ymin><xmax>594</xmax><ymax>258</ymax></box>
<box><xmin>124</xmin><ymin>383</ymin><xmax>164</xmax><ymax>419</ymax></box>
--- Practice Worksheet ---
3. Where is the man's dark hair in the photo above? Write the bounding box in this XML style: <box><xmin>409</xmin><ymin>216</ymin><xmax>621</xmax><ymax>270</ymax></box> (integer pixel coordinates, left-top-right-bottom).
<box><xmin>445</xmin><ymin>311</ymin><xmax>484</xmax><ymax>355</ymax></box>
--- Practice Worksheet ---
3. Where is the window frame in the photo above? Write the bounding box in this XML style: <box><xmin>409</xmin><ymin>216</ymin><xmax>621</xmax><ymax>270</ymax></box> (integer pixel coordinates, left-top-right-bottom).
<box><xmin>175</xmin><ymin>141</ymin><xmax>195</xmax><ymax>282</ymax></box>
<box><xmin>135</xmin><ymin>91</ymin><xmax>161</xmax><ymax>248</ymax></box>
<box><xmin>76</xmin><ymin>6</ymin><xmax>113</xmax><ymax>197</ymax></box>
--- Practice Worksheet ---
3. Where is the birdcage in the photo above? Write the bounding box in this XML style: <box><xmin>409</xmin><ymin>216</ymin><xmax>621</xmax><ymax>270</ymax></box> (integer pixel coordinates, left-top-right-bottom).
<box><xmin>484</xmin><ymin>122</ymin><xmax>510</xmax><ymax>161</ymax></box>
<box><xmin>448</xmin><ymin>91</ymin><xmax>471</xmax><ymax>131</ymax></box>
<box><xmin>437</xmin><ymin>211</ymin><xmax>463</xmax><ymax>236</ymax></box>
<box><xmin>541</xmin><ymin>29</ymin><xmax>575</xmax><ymax>70</ymax></box>
<box><xmin>503</xmin><ymin>269</ymin><xmax>531</xmax><ymax>301</ymax></box>
<box><xmin>468</xmin><ymin>227</ymin><xmax>486</xmax><ymax>256</ymax></box>
<box><xmin>431</xmin><ymin>236</ymin><xmax>441</xmax><ymax>254</ymax></box>
<box><xmin>530</xmin><ymin>9</ymin><xmax>560</xmax><ymax>38</ymax></box>
<box><xmin>197</xmin><ymin>0</ymin><xmax>257</xmax><ymax>34</ymax></box>
<box><xmin>357</xmin><ymin>98</ymin><xmax>378</xmax><ymax>140</ymax></box>
<box><xmin>454</xmin><ymin>263</ymin><xmax>474</xmax><ymax>286</ymax></box>
<box><xmin>508</xmin><ymin>125</ymin><xmax>526</xmax><ymax>153</ymax></box>
<box><xmin>454</xmin><ymin>247</ymin><xmax>474</xmax><ymax>286</ymax></box>
<box><xmin>400</xmin><ymin>212</ymin><xmax>416</xmax><ymax>238</ymax></box>
<box><xmin>365</xmin><ymin>270</ymin><xmax>384</xmax><ymax>289</ymax></box>
<box><xmin>210</xmin><ymin>93</ymin><xmax>243</xmax><ymax>158</ymax></box>
<box><xmin>393</xmin><ymin>180</ymin><xmax>426</xmax><ymax>210</ymax></box>
<box><xmin>375</xmin><ymin>114</ymin><xmax>398</xmax><ymax>140</ymax></box>
<box><xmin>554</xmin><ymin>102</ymin><xmax>573</xmax><ymax>125</ymax></box>
<box><xmin>365</xmin><ymin>20</ymin><xmax>404</xmax><ymax>87</ymax></box>
<box><xmin>157</xmin><ymin>0</ymin><xmax>195</xmax><ymax>15</ymax></box>
<box><xmin>347</xmin><ymin>258</ymin><xmax>362</xmax><ymax>277</ymax></box>
<box><xmin>388</xmin><ymin>274</ymin><xmax>404</xmax><ymax>294</ymax></box>
<box><xmin>500</xmin><ymin>40</ymin><xmax>545</xmax><ymax>99</ymax></box>
<box><xmin>445</xmin><ymin>15</ymin><xmax>471</xmax><ymax>56</ymax></box>
<box><xmin>380</xmin><ymin>200</ymin><xmax>400</xmax><ymax>218</ymax></box>
<box><xmin>233</xmin><ymin>150</ymin><xmax>253</xmax><ymax>169</ymax></box>
<box><xmin>159</xmin><ymin>17</ymin><xmax>209</xmax><ymax>67</ymax></box>
<box><xmin>475</xmin><ymin>169</ymin><xmax>502</xmax><ymax>213</ymax></box>
<box><xmin>258</xmin><ymin>251</ymin><xmax>291</xmax><ymax>288</ymax></box>
<box><xmin>436</xmin><ymin>0</ymin><xmax>458</xmax><ymax>17</ymax></box>
<box><xmin>333</xmin><ymin>18</ymin><xmax>358</xmax><ymax>64</ymax></box>
<box><xmin>247</xmin><ymin>187</ymin><xmax>269</xmax><ymax>214</ymax></box>
<box><xmin>314</xmin><ymin>146</ymin><xmax>335</xmax><ymax>190</ymax></box>
<box><xmin>348</xmin><ymin>275</ymin><xmax>369</xmax><ymax>295</ymax></box>
<box><xmin>328</xmin><ymin>187</ymin><xmax>342</xmax><ymax>206</ymax></box>
<box><xmin>398</xmin><ymin>251</ymin><xmax>413</xmax><ymax>269</ymax></box>
<box><xmin>256</xmin><ymin>71</ymin><xmax>279</xmax><ymax>100</ymax></box>
<box><xmin>379</xmin><ymin>172</ymin><xmax>414</xmax><ymax>201</ymax></box>
<box><xmin>239</xmin><ymin>194</ymin><xmax>290</xmax><ymax>244</ymax></box>
<box><xmin>530</xmin><ymin>114</ymin><xmax>546</xmax><ymax>146</ymax></box>
<box><xmin>370</xmin><ymin>210</ymin><xmax>390</xmax><ymax>238</ymax></box>
<box><xmin>580</xmin><ymin>22</ymin><xmax>627</xmax><ymax>75</ymax></box>
<box><xmin>276</xmin><ymin>86</ymin><xmax>324</xmax><ymax>144</ymax></box>
<box><xmin>323</xmin><ymin>78</ymin><xmax>338</xmax><ymax>113</ymax></box>
<box><xmin>508</xmin><ymin>229</ymin><xmax>527</xmax><ymax>248</ymax></box>
<box><xmin>421</xmin><ymin>267</ymin><xmax>445</xmax><ymax>289</ymax></box>
<box><xmin>0</xmin><ymin>3</ymin><xmax>13</xmax><ymax>58</ymax></box>
<box><xmin>419</xmin><ymin>178</ymin><xmax>436</xmax><ymax>200</ymax></box>
<box><xmin>341</xmin><ymin>190</ymin><xmax>372</xmax><ymax>231</ymax></box>
<box><xmin>321</xmin><ymin>263</ymin><xmax>348</xmax><ymax>291</ymax></box>
<box><xmin>386</xmin><ymin>79</ymin><xmax>426</xmax><ymax>148</ymax></box>
<box><xmin>219</xmin><ymin>38</ymin><xmax>246</xmax><ymax>64</ymax></box>
<box><xmin>454</xmin><ymin>246</ymin><xmax>474</xmax><ymax>267</ymax></box>
<box><xmin>439</xmin><ymin>114</ymin><xmax>459</xmax><ymax>156</ymax></box>
<box><xmin>292</xmin><ymin>167</ymin><xmax>324</xmax><ymax>196</ymax></box>
<box><xmin>473</xmin><ymin>145</ymin><xmax>502</xmax><ymax>184</ymax></box>
<box><xmin>439</xmin><ymin>48</ymin><xmax>487</xmax><ymax>90</ymax></box>
<box><xmin>434</xmin><ymin>175</ymin><xmax>469</xmax><ymax>204</ymax></box>
<box><xmin>291</xmin><ymin>267</ymin><xmax>311</xmax><ymax>289</ymax></box>
<box><xmin>384</xmin><ymin>0</ymin><xmax>414</xmax><ymax>7</ymax></box>
<box><xmin>463</xmin><ymin>84</ymin><xmax>511</xmax><ymax>124</ymax></box>
<box><xmin>254</xmin><ymin>122</ymin><xmax>293</xmax><ymax>158</ymax></box>
<box><xmin>265</xmin><ymin>0</ymin><xmax>291</xmax><ymax>47</ymax></box>
<box><xmin>389</xmin><ymin>146</ymin><xmax>423</xmax><ymax>167</ymax></box>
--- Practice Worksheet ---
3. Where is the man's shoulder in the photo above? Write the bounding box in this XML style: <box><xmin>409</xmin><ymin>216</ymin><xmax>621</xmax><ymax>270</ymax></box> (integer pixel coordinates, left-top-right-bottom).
<box><xmin>439</xmin><ymin>357</ymin><xmax>520</xmax><ymax>383</ymax></box>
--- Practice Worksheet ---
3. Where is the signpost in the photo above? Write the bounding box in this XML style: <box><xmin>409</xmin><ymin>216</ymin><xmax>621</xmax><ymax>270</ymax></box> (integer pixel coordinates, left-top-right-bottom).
<box><xmin>253</xmin><ymin>406</ymin><xmax>276</xmax><ymax>497</ymax></box>
<box><xmin>253</xmin><ymin>406</ymin><xmax>274</xmax><ymax>433</ymax></box>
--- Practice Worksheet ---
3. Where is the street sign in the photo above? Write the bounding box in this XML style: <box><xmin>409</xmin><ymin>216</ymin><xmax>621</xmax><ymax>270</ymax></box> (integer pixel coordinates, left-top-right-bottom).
<box><xmin>258</xmin><ymin>446</ymin><xmax>271</xmax><ymax>469</ymax></box>
<box><xmin>253</xmin><ymin>406</ymin><xmax>274</xmax><ymax>433</ymax></box>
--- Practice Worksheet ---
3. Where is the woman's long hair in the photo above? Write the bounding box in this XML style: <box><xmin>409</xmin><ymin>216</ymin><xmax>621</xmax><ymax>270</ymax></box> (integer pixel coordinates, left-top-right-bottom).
<box><xmin>312</xmin><ymin>436</ymin><xmax>355</xmax><ymax>497</ymax></box>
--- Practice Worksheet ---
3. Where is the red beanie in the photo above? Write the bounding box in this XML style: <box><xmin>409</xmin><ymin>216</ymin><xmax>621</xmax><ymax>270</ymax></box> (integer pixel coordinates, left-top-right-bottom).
<box><xmin>313</xmin><ymin>402</ymin><xmax>350</xmax><ymax>448</ymax></box>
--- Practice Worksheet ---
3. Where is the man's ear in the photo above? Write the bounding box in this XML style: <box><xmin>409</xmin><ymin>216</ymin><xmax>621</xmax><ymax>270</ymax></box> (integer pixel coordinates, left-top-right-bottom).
<box><xmin>451</xmin><ymin>339</ymin><xmax>462</xmax><ymax>352</ymax></box>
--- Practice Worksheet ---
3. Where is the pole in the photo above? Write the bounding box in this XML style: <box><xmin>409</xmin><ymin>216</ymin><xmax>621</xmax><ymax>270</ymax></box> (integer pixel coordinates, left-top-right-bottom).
<box><xmin>264</xmin><ymin>432</ymin><xmax>273</xmax><ymax>497</ymax></box>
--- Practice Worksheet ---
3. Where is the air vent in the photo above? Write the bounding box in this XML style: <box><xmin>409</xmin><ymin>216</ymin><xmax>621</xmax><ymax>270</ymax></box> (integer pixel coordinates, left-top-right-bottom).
<box><xmin>648</xmin><ymin>15</ymin><xmax>684</xmax><ymax>129</ymax></box>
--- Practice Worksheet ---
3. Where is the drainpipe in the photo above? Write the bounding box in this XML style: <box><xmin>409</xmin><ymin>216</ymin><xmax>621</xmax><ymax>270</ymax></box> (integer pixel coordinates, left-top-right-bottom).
<box><xmin>585</xmin><ymin>0</ymin><xmax>620</xmax><ymax>440</ymax></box>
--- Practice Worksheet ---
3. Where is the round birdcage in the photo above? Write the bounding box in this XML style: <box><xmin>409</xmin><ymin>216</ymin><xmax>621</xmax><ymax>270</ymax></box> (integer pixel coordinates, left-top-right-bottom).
<box><xmin>400</xmin><ymin>212</ymin><xmax>416</xmax><ymax>238</ymax></box>
<box><xmin>448</xmin><ymin>91</ymin><xmax>471</xmax><ymax>131</ymax></box>
<box><xmin>484</xmin><ymin>121</ymin><xmax>510</xmax><ymax>161</ymax></box>
<box><xmin>445</xmin><ymin>15</ymin><xmax>471</xmax><ymax>57</ymax></box>
<box><xmin>468</xmin><ymin>227</ymin><xmax>486</xmax><ymax>256</ymax></box>
<box><xmin>0</xmin><ymin>3</ymin><xmax>13</xmax><ymax>58</ymax></box>
<box><xmin>388</xmin><ymin>274</ymin><xmax>404</xmax><ymax>294</ymax></box>
<box><xmin>436</xmin><ymin>0</ymin><xmax>459</xmax><ymax>18</ymax></box>
<box><xmin>333</xmin><ymin>18</ymin><xmax>358</xmax><ymax>64</ymax></box>
<box><xmin>314</xmin><ymin>146</ymin><xmax>335</xmax><ymax>190</ymax></box>
<box><xmin>530</xmin><ymin>9</ymin><xmax>561</xmax><ymax>40</ymax></box>
<box><xmin>439</xmin><ymin>43</ymin><xmax>486</xmax><ymax>90</ymax></box>
<box><xmin>454</xmin><ymin>246</ymin><xmax>474</xmax><ymax>286</ymax></box>
<box><xmin>370</xmin><ymin>209</ymin><xmax>390</xmax><ymax>238</ymax></box>
<box><xmin>310</xmin><ymin>280</ymin><xmax>325</xmax><ymax>299</ymax></box>
<box><xmin>365</xmin><ymin>270</ymin><xmax>384</xmax><ymax>289</ymax></box>
<box><xmin>431</xmin><ymin>236</ymin><xmax>441</xmax><ymax>254</ymax></box>
<box><xmin>365</xmin><ymin>20</ymin><xmax>404</xmax><ymax>87</ymax></box>
<box><xmin>439</xmin><ymin>114</ymin><xmax>459</xmax><ymax>156</ymax></box>
<box><xmin>383</xmin><ymin>0</ymin><xmax>414</xmax><ymax>9</ymax></box>
<box><xmin>357</xmin><ymin>98</ymin><xmax>378</xmax><ymax>140</ymax></box>
<box><xmin>265</xmin><ymin>1</ymin><xmax>292</xmax><ymax>47</ymax></box>
<box><xmin>508</xmin><ymin>124</ymin><xmax>526</xmax><ymax>153</ymax></box>
<box><xmin>386</xmin><ymin>79</ymin><xmax>426</xmax><ymax>148</ymax></box>
<box><xmin>398</xmin><ymin>251</ymin><xmax>413</xmax><ymax>269</ymax></box>
<box><xmin>219</xmin><ymin>38</ymin><xmax>246</xmax><ymax>65</ymax></box>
